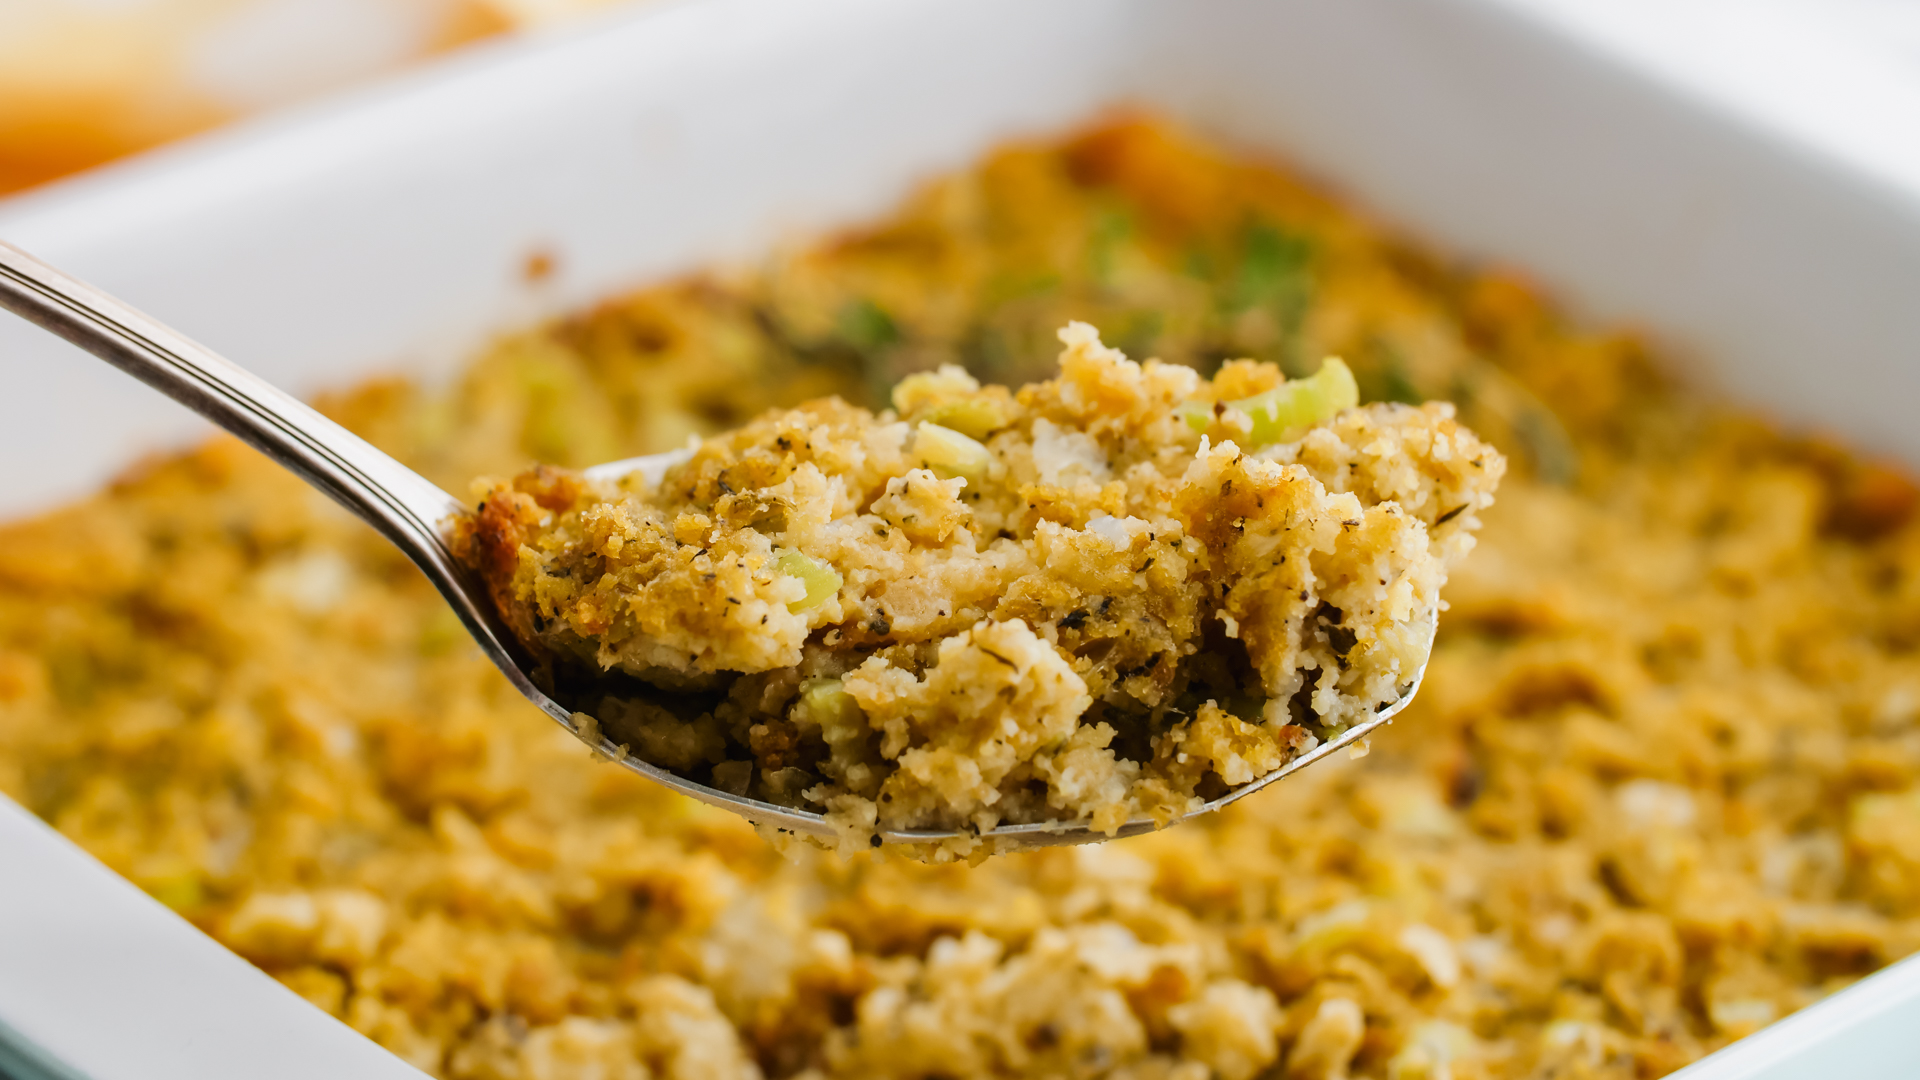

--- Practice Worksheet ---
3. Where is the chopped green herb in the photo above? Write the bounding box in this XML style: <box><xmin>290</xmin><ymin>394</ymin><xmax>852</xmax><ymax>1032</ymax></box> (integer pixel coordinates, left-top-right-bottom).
<box><xmin>1230</xmin><ymin>221</ymin><xmax>1311</xmax><ymax>314</ymax></box>
<box><xmin>1363</xmin><ymin>338</ymin><xmax>1424</xmax><ymax>405</ymax></box>
<box><xmin>836</xmin><ymin>298</ymin><xmax>900</xmax><ymax>354</ymax></box>
<box><xmin>1089</xmin><ymin>206</ymin><xmax>1134</xmax><ymax>285</ymax></box>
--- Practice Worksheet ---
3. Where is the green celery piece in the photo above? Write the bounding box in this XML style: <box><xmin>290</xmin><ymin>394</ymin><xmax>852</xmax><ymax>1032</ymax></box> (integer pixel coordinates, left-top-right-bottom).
<box><xmin>791</xmin><ymin>677</ymin><xmax>865</xmax><ymax>746</ymax></box>
<box><xmin>914</xmin><ymin>422</ymin><xmax>992</xmax><ymax>480</ymax></box>
<box><xmin>774</xmin><ymin>550</ymin><xmax>842</xmax><ymax>613</ymax></box>
<box><xmin>920</xmin><ymin>397</ymin><xmax>1008</xmax><ymax>440</ymax></box>
<box><xmin>1228</xmin><ymin>357</ymin><xmax>1358</xmax><ymax>447</ymax></box>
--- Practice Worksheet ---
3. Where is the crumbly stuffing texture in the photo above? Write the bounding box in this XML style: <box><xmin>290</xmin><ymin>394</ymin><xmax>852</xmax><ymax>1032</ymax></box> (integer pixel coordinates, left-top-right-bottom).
<box><xmin>3</xmin><ymin>119</ymin><xmax>1919</xmax><ymax>1080</ymax></box>
<box><xmin>458</xmin><ymin>324</ymin><xmax>1500</xmax><ymax>841</ymax></box>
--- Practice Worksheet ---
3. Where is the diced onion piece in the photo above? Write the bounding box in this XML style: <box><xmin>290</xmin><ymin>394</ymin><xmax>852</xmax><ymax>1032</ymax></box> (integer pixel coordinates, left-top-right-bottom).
<box><xmin>774</xmin><ymin>550</ymin><xmax>842</xmax><ymax>613</ymax></box>
<box><xmin>914</xmin><ymin>421</ymin><xmax>992</xmax><ymax>480</ymax></box>
<box><xmin>920</xmin><ymin>397</ymin><xmax>1009</xmax><ymax>439</ymax></box>
<box><xmin>1227</xmin><ymin>357</ymin><xmax>1359</xmax><ymax>446</ymax></box>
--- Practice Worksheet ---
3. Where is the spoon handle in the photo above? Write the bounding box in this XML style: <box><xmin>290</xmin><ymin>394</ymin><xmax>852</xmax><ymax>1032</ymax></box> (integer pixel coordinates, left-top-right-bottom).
<box><xmin>0</xmin><ymin>240</ymin><xmax>547</xmax><ymax>705</ymax></box>
<box><xmin>0</xmin><ymin>240</ymin><xmax>1016</xmax><ymax>844</ymax></box>
<box><xmin>0</xmin><ymin>240</ymin><xmax>460</xmax><ymax>534</ymax></box>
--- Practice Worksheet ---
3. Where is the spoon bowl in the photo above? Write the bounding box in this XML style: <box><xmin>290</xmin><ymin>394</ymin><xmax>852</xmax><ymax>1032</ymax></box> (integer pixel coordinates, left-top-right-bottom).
<box><xmin>0</xmin><ymin>240</ymin><xmax>1432</xmax><ymax>850</ymax></box>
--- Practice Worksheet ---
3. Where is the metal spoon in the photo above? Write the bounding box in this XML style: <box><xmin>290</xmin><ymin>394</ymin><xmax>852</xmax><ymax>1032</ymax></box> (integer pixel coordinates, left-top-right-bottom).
<box><xmin>0</xmin><ymin>240</ymin><xmax>1432</xmax><ymax>850</ymax></box>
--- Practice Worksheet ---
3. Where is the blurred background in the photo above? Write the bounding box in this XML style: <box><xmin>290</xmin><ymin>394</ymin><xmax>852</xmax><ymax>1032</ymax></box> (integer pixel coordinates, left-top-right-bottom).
<box><xmin>9</xmin><ymin>0</ymin><xmax>1920</xmax><ymax>202</ymax></box>
<box><xmin>0</xmin><ymin>0</ymin><xmax>637</xmax><ymax>195</ymax></box>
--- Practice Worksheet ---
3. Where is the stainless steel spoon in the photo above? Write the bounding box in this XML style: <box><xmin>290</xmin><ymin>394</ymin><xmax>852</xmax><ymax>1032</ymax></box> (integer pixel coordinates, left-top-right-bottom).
<box><xmin>0</xmin><ymin>240</ymin><xmax>1432</xmax><ymax>850</ymax></box>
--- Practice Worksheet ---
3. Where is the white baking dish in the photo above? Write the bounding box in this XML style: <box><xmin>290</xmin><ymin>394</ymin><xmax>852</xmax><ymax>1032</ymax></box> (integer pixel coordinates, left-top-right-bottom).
<box><xmin>2</xmin><ymin>0</ymin><xmax>1918</xmax><ymax>1076</ymax></box>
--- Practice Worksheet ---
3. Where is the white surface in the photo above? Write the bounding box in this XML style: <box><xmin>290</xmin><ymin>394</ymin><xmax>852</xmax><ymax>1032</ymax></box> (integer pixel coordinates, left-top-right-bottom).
<box><xmin>2</xmin><ymin>0</ymin><xmax>1919</xmax><ymax>1076</ymax></box>
<box><xmin>0</xmin><ymin>798</ymin><xmax>427</xmax><ymax>1080</ymax></box>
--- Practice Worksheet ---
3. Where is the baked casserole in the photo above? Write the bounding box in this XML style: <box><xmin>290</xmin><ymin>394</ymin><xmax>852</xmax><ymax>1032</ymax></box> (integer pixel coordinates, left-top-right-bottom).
<box><xmin>0</xmin><ymin>119</ymin><xmax>1915</xmax><ymax>1079</ymax></box>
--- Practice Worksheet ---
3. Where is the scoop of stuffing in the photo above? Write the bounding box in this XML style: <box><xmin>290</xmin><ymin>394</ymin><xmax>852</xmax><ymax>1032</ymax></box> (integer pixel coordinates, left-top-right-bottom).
<box><xmin>455</xmin><ymin>323</ymin><xmax>1503</xmax><ymax>842</ymax></box>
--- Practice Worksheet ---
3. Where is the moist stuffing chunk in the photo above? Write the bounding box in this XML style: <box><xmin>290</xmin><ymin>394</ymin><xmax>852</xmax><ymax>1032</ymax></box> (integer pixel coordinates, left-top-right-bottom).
<box><xmin>457</xmin><ymin>323</ymin><xmax>1504</xmax><ymax>841</ymax></box>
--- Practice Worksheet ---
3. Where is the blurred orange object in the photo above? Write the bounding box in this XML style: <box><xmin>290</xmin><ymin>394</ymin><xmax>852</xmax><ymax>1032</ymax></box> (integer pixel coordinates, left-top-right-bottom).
<box><xmin>0</xmin><ymin>0</ymin><xmax>630</xmax><ymax>196</ymax></box>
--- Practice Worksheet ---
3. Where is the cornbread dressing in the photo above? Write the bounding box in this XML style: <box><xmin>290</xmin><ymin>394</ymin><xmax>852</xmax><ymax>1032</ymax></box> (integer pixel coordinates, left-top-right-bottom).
<box><xmin>1</xmin><ymin>120</ymin><xmax>1917</xmax><ymax>1079</ymax></box>
<box><xmin>457</xmin><ymin>324</ymin><xmax>1501</xmax><ymax>846</ymax></box>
